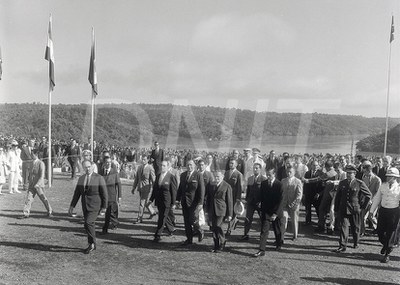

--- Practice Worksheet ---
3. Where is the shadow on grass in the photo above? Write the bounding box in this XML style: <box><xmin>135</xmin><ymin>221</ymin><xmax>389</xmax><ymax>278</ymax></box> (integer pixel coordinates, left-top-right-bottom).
<box><xmin>0</xmin><ymin>241</ymin><xmax>82</xmax><ymax>252</ymax></box>
<box><xmin>301</xmin><ymin>277</ymin><xmax>400</xmax><ymax>285</ymax></box>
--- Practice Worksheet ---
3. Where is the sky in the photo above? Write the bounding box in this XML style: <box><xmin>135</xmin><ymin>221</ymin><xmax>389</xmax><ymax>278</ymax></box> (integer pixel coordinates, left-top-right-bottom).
<box><xmin>0</xmin><ymin>0</ymin><xmax>399</xmax><ymax>118</ymax></box>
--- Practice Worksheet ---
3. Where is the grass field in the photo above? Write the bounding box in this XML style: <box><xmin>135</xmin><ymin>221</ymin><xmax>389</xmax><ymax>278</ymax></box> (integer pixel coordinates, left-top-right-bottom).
<box><xmin>0</xmin><ymin>172</ymin><xmax>399</xmax><ymax>285</ymax></box>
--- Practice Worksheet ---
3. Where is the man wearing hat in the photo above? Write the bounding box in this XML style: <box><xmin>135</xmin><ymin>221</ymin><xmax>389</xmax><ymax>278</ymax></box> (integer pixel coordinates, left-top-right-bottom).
<box><xmin>369</xmin><ymin>167</ymin><xmax>400</xmax><ymax>263</ymax></box>
<box><xmin>333</xmin><ymin>164</ymin><xmax>372</xmax><ymax>253</ymax></box>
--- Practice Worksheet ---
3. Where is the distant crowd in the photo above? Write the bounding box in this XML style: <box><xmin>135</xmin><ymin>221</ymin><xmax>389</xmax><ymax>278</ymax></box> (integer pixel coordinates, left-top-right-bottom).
<box><xmin>1</xmin><ymin>134</ymin><xmax>400</xmax><ymax>263</ymax></box>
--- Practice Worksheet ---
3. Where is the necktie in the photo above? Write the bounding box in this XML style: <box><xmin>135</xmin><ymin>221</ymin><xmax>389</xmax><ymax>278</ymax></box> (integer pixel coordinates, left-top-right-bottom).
<box><xmin>85</xmin><ymin>175</ymin><xmax>90</xmax><ymax>190</ymax></box>
<box><xmin>187</xmin><ymin>172</ymin><xmax>192</xmax><ymax>182</ymax></box>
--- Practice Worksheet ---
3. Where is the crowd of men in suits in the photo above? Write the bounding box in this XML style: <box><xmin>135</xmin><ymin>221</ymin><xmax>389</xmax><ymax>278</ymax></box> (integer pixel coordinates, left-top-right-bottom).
<box><xmin>1</xmin><ymin>136</ymin><xmax>400</xmax><ymax>263</ymax></box>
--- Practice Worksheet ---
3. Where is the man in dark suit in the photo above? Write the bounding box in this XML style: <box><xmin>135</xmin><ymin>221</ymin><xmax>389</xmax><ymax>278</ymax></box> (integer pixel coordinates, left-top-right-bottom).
<box><xmin>66</xmin><ymin>139</ymin><xmax>81</xmax><ymax>179</ymax></box>
<box><xmin>276</xmin><ymin>152</ymin><xmax>290</xmax><ymax>181</ymax></box>
<box><xmin>265</xmin><ymin>150</ymin><xmax>279</xmax><ymax>173</ymax></box>
<box><xmin>302</xmin><ymin>160</ymin><xmax>323</xmax><ymax>225</ymax></box>
<box><xmin>69</xmin><ymin>160</ymin><xmax>108</xmax><ymax>254</ymax></box>
<box><xmin>333</xmin><ymin>165</ymin><xmax>372</xmax><ymax>253</ymax></box>
<box><xmin>253</xmin><ymin>168</ymin><xmax>283</xmax><ymax>257</ymax></box>
<box><xmin>150</xmin><ymin>141</ymin><xmax>164</xmax><ymax>176</ymax></box>
<box><xmin>241</xmin><ymin>163</ymin><xmax>267</xmax><ymax>240</ymax></box>
<box><xmin>20</xmin><ymin>139</ymin><xmax>35</xmax><ymax>191</ymax></box>
<box><xmin>224</xmin><ymin>159</ymin><xmax>244</xmax><ymax>236</ymax></box>
<box><xmin>206</xmin><ymin>171</ymin><xmax>233</xmax><ymax>253</ymax></box>
<box><xmin>100</xmin><ymin>156</ymin><xmax>121</xmax><ymax>234</ymax></box>
<box><xmin>41</xmin><ymin>141</ymin><xmax>56</xmax><ymax>185</ymax></box>
<box><xmin>151</xmin><ymin>160</ymin><xmax>178</xmax><ymax>242</ymax></box>
<box><xmin>176</xmin><ymin>159</ymin><xmax>205</xmax><ymax>245</ymax></box>
<box><xmin>225</xmin><ymin>150</ymin><xmax>244</xmax><ymax>175</ymax></box>
<box><xmin>198</xmin><ymin>159</ymin><xmax>214</xmax><ymax>240</ymax></box>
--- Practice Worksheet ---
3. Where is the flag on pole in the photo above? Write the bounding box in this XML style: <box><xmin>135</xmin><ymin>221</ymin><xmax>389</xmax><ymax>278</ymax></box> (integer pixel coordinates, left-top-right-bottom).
<box><xmin>0</xmin><ymin>46</ymin><xmax>3</xmax><ymax>80</ymax></box>
<box><xmin>45</xmin><ymin>14</ymin><xmax>55</xmax><ymax>90</ymax></box>
<box><xmin>390</xmin><ymin>15</ymin><xmax>395</xmax><ymax>43</ymax></box>
<box><xmin>88</xmin><ymin>28</ymin><xmax>98</xmax><ymax>96</ymax></box>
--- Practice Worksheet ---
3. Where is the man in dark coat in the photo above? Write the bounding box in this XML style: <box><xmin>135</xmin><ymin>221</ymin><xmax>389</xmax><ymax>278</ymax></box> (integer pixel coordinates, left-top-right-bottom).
<box><xmin>253</xmin><ymin>168</ymin><xmax>283</xmax><ymax>257</ymax></box>
<box><xmin>333</xmin><ymin>164</ymin><xmax>372</xmax><ymax>253</ymax></box>
<box><xmin>176</xmin><ymin>159</ymin><xmax>205</xmax><ymax>245</ymax></box>
<box><xmin>100</xmin><ymin>156</ymin><xmax>121</xmax><ymax>234</ymax></box>
<box><xmin>150</xmin><ymin>141</ymin><xmax>164</xmax><ymax>176</ymax></box>
<box><xmin>302</xmin><ymin>160</ymin><xmax>323</xmax><ymax>225</ymax></box>
<box><xmin>66</xmin><ymin>139</ymin><xmax>81</xmax><ymax>179</ymax></box>
<box><xmin>206</xmin><ymin>171</ymin><xmax>233</xmax><ymax>253</ymax></box>
<box><xmin>151</xmin><ymin>160</ymin><xmax>177</xmax><ymax>242</ymax></box>
<box><xmin>20</xmin><ymin>139</ymin><xmax>35</xmax><ymax>191</ymax></box>
<box><xmin>224</xmin><ymin>159</ymin><xmax>244</xmax><ymax>236</ymax></box>
<box><xmin>69</xmin><ymin>160</ymin><xmax>108</xmax><ymax>254</ymax></box>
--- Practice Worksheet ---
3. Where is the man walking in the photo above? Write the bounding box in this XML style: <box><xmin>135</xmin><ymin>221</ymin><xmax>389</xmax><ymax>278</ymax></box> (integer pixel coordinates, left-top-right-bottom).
<box><xmin>69</xmin><ymin>160</ymin><xmax>108</xmax><ymax>254</ymax></box>
<box><xmin>100</xmin><ymin>156</ymin><xmax>121</xmax><ymax>234</ymax></box>
<box><xmin>18</xmin><ymin>149</ymin><xmax>53</xmax><ymax>219</ymax></box>
<box><xmin>20</xmin><ymin>139</ymin><xmax>35</xmax><ymax>191</ymax></box>
<box><xmin>176</xmin><ymin>160</ymin><xmax>205</xmax><ymax>245</ymax></box>
<box><xmin>333</xmin><ymin>165</ymin><xmax>372</xmax><ymax>253</ymax></box>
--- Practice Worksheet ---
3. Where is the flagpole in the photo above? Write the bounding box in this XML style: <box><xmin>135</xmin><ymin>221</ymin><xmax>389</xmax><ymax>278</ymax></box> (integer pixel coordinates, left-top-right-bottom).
<box><xmin>89</xmin><ymin>27</ymin><xmax>97</xmax><ymax>154</ymax></box>
<box><xmin>48</xmin><ymin>83</ymin><xmax>52</xmax><ymax>188</ymax></box>
<box><xmin>91</xmin><ymin>91</ymin><xmax>94</xmax><ymax>154</ymax></box>
<box><xmin>384</xmin><ymin>16</ymin><xmax>394</xmax><ymax>156</ymax></box>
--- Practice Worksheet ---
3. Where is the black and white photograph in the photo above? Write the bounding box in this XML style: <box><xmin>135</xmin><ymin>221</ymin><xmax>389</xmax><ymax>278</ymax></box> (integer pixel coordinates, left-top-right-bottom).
<box><xmin>0</xmin><ymin>0</ymin><xmax>399</xmax><ymax>284</ymax></box>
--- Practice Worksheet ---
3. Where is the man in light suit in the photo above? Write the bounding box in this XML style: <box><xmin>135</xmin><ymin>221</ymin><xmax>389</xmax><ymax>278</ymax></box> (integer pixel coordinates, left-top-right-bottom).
<box><xmin>18</xmin><ymin>149</ymin><xmax>53</xmax><ymax>219</ymax></box>
<box><xmin>206</xmin><ymin>171</ymin><xmax>233</xmax><ymax>253</ymax></box>
<box><xmin>361</xmin><ymin>160</ymin><xmax>381</xmax><ymax>236</ymax></box>
<box><xmin>69</xmin><ymin>160</ymin><xmax>108</xmax><ymax>254</ymax></box>
<box><xmin>241</xmin><ymin>163</ymin><xmax>267</xmax><ymax>240</ymax></box>
<box><xmin>151</xmin><ymin>160</ymin><xmax>177</xmax><ymax>242</ymax></box>
<box><xmin>333</xmin><ymin>165</ymin><xmax>372</xmax><ymax>253</ymax></box>
<box><xmin>176</xmin><ymin>159</ymin><xmax>205</xmax><ymax>245</ymax></box>
<box><xmin>224</xmin><ymin>159</ymin><xmax>244</xmax><ymax>236</ymax></box>
<box><xmin>20</xmin><ymin>139</ymin><xmax>35</xmax><ymax>191</ymax></box>
<box><xmin>253</xmin><ymin>168</ymin><xmax>283</xmax><ymax>257</ymax></box>
<box><xmin>280</xmin><ymin>165</ymin><xmax>303</xmax><ymax>242</ymax></box>
<box><xmin>132</xmin><ymin>155</ymin><xmax>156</xmax><ymax>223</ymax></box>
<box><xmin>100</xmin><ymin>156</ymin><xmax>122</xmax><ymax>234</ymax></box>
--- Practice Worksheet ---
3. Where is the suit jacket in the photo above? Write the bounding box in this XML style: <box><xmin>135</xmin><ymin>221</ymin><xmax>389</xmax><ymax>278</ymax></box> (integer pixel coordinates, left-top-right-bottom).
<box><xmin>303</xmin><ymin>169</ymin><xmax>323</xmax><ymax>200</ymax></box>
<box><xmin>100</xmin><ymin>167</ymin><xmax>122</xmax><ymax>203</ymax></box>
<box><xmin>225</xmin><ymin>158</ymin><xmax>245</xmax><ymax>175</ymax></box>
<box><xmin>245</xmin><ymin>174</ymin><xmax>267</xmax><ymax>205</ymax></box>
<box><xmin>260</xmin><ymin>179</ymin><xmax>283</xmax><ymax>217</ymax></box>
<box><xmin>177</xmin><ymin>170</ymin><xmax>205</xmax><ymax>208</ymax></box>
<box><xmin>42</xmin><ymin>146</ymin><xmax>56</xmax><ymax>164</ymax></box>
<box><xmin>224</xmin><ymin>169</ymin><xmax>243</xmax><ymax>202</ymax></box>
<box><xmin>20</xmin><ymin>146</ymin><xmax>35</xmax><ymax>163</ymax></box>
<box><xmin>334</xmin><ymin>178</ymin><xmax>372</xmax><ymax>216</ymax></box>
<box><xmin>206</xmin><ymin>180</ymin><xmax>233</xmax><ymax>218</ymax></box>
<box><xmin>66</xmin><ymin>145</ymin><xmax>81</xmax><ymax>162</ymax></box>
<box><xmin>150</xmin><ymin>148</ymin><xmax>164</xmax><ymax>175</ymax></box>
<box><xmin>133</xmin><ymin>164</ymin><xmax>155</xmax><ymax>194</ymax></box>
<box><xmin>281</xmin><ymin>176</ymin><xmax>303</xmax><ymax>210</ymax></box>
<box><xmin>277</xmin><ymin>165</ymin><xmax>289</xmax><ymax>182</ymax></box>
<box><xmin>28</xmin><ymin>159</ymin><xmax>45</xmax><ymax>188</ymax></box>
<box><xmin>151</xmin><ymin>172</ymin><xmax>177</xmax><ymax>207</ymax></box>
<box><xmin>70</xmin><ymin>173</ymin><xmax>108</xmax><ymax>212</ymax></box>
<box><xmin>377</xmin><ymin>166</ymin><xmax>389</xmax><ymax>183</ymax></box>
<box><xmin>362</xmin><ymin>173</ymin><xmax>382</xmax><ymax>197</ymax></box>
<box><xmin>201</xmin><ymin>170</ymin><xmax>214</xmax><ymax>200</ymax></box>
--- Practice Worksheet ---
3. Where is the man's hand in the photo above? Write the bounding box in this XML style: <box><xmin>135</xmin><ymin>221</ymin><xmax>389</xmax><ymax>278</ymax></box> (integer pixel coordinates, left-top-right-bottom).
<box><xmin>99</xmin><ymin>208</ymin><xmax>107</xmax><ymax>216</ymax></box>
<box><xmin>270</xmin><ymin>214</ymin><xmax>277</xmax><ymax>221</ymax></box>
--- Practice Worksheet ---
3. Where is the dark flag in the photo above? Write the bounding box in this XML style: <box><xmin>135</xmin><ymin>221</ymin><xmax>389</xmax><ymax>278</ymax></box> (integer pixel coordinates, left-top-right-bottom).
<box><xmin>45</xmin><ymin>15</ymin><xmax>55</xmax><ymax>90</ymax></box>
<box><xmin>88</xmin><ymin>28</ymin><xmax>98</xmax><ymax>97</ymax></box>
<box><xmin>390</xmin><ymin>16</ymin><xmax>395</xmax><ymax>43</ymax></box>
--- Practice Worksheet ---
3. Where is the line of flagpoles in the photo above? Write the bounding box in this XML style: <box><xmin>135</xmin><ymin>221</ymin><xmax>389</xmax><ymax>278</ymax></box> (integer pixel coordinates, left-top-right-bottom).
<box><xmin>43</xmin><ymin>14</ymin><xmax>97</xmax><ymax>187</ymax></box>
<box><xmin>0</xmin><ymin>14</ymin><xmax>397</xmax><ymax>185</ymax></box>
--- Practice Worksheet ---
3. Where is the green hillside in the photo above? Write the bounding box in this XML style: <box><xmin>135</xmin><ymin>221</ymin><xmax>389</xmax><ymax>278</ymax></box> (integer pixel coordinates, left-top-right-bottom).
<box><xmin>0</xmin><ymin>103</ymin><xmax>398</xmax><ymax>146</ymax></box>
<box><xmin>356</xmin><ymin>124</ymin><xmax>400</xmax><ymax>154</ymax></box>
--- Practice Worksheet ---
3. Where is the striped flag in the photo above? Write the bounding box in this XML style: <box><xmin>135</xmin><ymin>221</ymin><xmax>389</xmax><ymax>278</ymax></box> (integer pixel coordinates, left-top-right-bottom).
<box><xmin>88</xmin><ymin>28</ymin><xmax>98</xmax><ymax>96</ymax></box>
<box><xmin>45</xmin><ymin>15</ymin><xmax>55</xmax><ymax>90</ymax></box>
<box><xmin>0</xmin><ymin>46</ymin><xmax>2</xmax><ymax>80</ymax></box>
<box><xmin>390</xmin><ymin>16</ymin><xmax>395</xmax><ymax>43</ymax></box>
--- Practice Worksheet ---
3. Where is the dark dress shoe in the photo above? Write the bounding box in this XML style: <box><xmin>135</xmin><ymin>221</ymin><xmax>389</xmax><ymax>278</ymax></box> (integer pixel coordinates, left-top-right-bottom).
<box><xmin>100</xmin><ymin>229</ymin><xmax>108</xmax><ymax>235</ymax></box>
<box><xmin>353</xmin><ymin>244</ymin><xmax>359</xmax><ymax>249</ymax></box>
<box><xmin>84</xmin><ymin>244</ymin><xmax>96</xmax><ymax>254</ymax></box>
<box><xmin>211</xmin><ymin>249</ymin><xmax>221</xmax><ymax>253</ymax></box>
<box><xmin>253</xmin><ymin>250</ymin><xmax>265</xmax><ymax>257</ymax></box>
<box><xmin>180</xmin><ymin>240</ymin><xmax>193</xmax><ymax>246</ymax></box>
<box><xmin>275</xmin><ymin>245</ymin><xmax>282</xmax><ymax>251</ymax></box>
<box><xmin>17</xmin><ymin>215</ymin><xmax>29</xmax><ymax>219</ymax></box>
<box><xmin>333</xmin><ymin>247</ymin><xmax>346</xmax><ymax>253</ymax></box>
<box><xmin>380</xmin><ymin>246</ymin><xmax>387</xmax><ymax>255</ymax></box>
<box><xmin>198</xmin><ymin>231</ymin><xmax>204</xmax><ymax>242</ymax></box>
<box><xmin>240</xmin><ymin>235</ymin><xmax>249</xmax><ymax>241</ymax></box>
<box><xmin>153</xmin><ymin>236</ymin><xmax>161</xmax><ymax>242</ymax></box>
<box><xmin>273</xmin><ymin>240</ymin><xmax>284</xmax><ymax>246</ymax></box>
<box><xmin>380</xmin><ymin>254</ymin><xmax>390</xmax><ymax>263</ymax></box>
<box><xmin>149</xmin><ymin>213</ymin><xmax>157</xmax><ymax>219</ymax></box>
